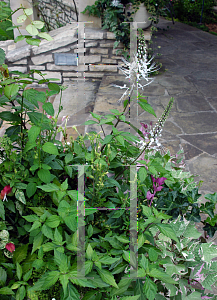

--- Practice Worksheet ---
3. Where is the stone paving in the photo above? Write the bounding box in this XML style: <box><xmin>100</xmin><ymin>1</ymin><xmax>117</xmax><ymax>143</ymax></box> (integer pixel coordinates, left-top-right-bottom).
<box><xmin>57</xmin><ymin>17</ymin><xmax>217</xmax><ymax>201</ymax></box>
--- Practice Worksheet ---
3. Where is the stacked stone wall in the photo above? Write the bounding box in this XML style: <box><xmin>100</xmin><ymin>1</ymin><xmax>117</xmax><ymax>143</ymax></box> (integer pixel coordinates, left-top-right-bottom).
<box><xmin>2</xmin><ymin>23</ymin><xmax>151</xmax><ymax>85</ymax></box>
<box><xmin>33</xmin><ymin>0</ymin><xmax>78</xmax><ymax>31</ymax></box>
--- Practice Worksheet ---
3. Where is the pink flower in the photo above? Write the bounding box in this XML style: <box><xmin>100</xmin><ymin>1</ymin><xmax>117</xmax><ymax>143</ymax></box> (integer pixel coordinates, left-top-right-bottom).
<box><xmin>5</xmin><ymin>243</ymin><xmax>15</xmax><ymax>253</ymax></box>
<box><xmin>146</xmin><ymin>191</ymin><xmax>155</xmax><ymax>201</ymax></box>
<box><xmin>0</xmin><ymin>185</ymin><xmax>12</xmax><ymax>201</ymax></box>
<box><xmin>46</xmin><ymin>114</ymin><xmax>52</xmax><ymax>119</ymax></box>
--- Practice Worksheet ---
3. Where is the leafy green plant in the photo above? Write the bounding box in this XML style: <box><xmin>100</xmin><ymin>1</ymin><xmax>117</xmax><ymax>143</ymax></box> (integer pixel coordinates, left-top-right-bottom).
<box><xmin>0</xmin><ymin>7</ymin><xmax>217</xmax><ymax>300</ymax></box>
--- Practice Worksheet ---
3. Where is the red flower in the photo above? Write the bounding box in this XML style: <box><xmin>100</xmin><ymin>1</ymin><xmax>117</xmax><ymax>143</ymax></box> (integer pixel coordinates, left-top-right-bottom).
<box><xmin>0</xmin><ymin>185</ymin><xmax>12</xmax><ymax>201</ymax></box>
<box><xmin>5</xmin><ymin>243</ymin><xmax>15</xmax><ymax>253</ymax></box>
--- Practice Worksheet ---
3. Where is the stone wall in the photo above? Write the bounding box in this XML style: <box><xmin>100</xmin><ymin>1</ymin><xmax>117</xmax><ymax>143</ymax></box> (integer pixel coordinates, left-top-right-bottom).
<box><xmin>34</xmin><ymin>0</ymin><xmax>78</xmax><ymax>31</ymax></box>
<box><xmin>2</xmin><ymin>23</ymin><xmax>151</xmax><ymax>84</ymax></box>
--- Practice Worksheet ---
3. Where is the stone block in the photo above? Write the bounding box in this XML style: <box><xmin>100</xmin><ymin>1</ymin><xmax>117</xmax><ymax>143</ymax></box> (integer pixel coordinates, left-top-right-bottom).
<box><xmin>112</xmin><ymin>49</ymin><xmax>124</xmax><ymax>55</ymax></box>
<box><xmin>47</xmin><ymin>64</ymin><xmax>88</xmax><ymax>71</ymax></box>
<box><xmin>80</xmin><ymin>29</ymin><xmax>104</xmax><ymax>40</ymax></box>
<box><xmin>78</xmin><ymin>55</ymin><xmax>101</xmax><ymax>64</ymax></box>
<box><xmin>34</xmin><ymin>71</ymin><xmax>62</xmax><ymax>83</ymax></box>
<box><xmin>100</xmin><ymin>42</ymin><xmax>115</xmax><ymax>47</ymax></box>
<box><xmin>8</xmin><ymin>44</ymin><xmax>16</xmax><ymax>51</ymax></box>
<box><xmin>31</xmin><ymin>54</ymin><xmax>53</xmax><ymax>65</ymax></box>
<box><xmin>53</xmin><ymin>47</ymin><xmax>71</xmax><ymax>53</ymax></box>
<box><xmin>84</xmin><ymin>72</ymin><xmax>104</xmax><ymax>78</ymax></box>
<box><xmin>63</xmin><ymin>72</ymin><xmax>82</xmax><ymax>77</ymax></box>
<box><xmin>102</xmin><ymin>58</ymin><xmax>117</xmax><ymax>64</ymax></box>
<box><xmin>32</xmin><ymin>35</ymin><xmax>77</xmax><ymax>55</ymax></box>
<box><xmin>89</xmin><ymin>65</ymin><xmax>117</xmax><ymax>72</ymax></box>
<box><xmin>90</xmin><ymin>48</ymin><xmax>108</xmax><ymax>54</ymax></box>
<box><xmin>107</xmin><ymin>32</ymin><xmax>116</xmax><ymax>39</ymax></box>
<box><xmin>12</xmin><ymin>59</ymin><xmax>27</xmax><ymax>64</ymax></box>
<box><xmin>71</xmin><ymin>42</ymin><xmax>98</xmax><ymax>49</ymax></box>
<box><xmin>29</xmin><ymin>65</ymin><xmax>46</xmax><ymax>70</ymax></box>
<box><xmin>0</xmin><ymin>40</ymin><xmax>14</xmax><ymax>48</ymax></box>
<box><xmin>73</xmin><ymin>48</ymin><xmax>87</xmax><ymax>53</ymax></box>
<box><xmin>111</xmin><ymin>56</ymin><xmax>123</xmax><ymax>60</ymax></box>
<box><xmin>8</xmin><ymin>66</ymin><xmax>27</xmax><ymax>73</ymax></box>
<box><xmin>6</xmin><ymin>45</ymin><xmax>30</xmax><ymax>62</ymax></box>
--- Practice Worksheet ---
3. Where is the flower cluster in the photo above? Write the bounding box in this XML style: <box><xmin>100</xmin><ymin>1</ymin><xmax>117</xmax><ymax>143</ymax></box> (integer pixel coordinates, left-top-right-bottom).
<box><xmin>147</xmin><ymin>175</ymin><xmax>167</xmax><ymax>206</ymax></box>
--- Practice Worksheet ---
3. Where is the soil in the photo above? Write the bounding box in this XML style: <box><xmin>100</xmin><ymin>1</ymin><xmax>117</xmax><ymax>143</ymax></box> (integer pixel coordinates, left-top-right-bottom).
<box><xmin>205</xmin><ymin>23</ymin><xmax>217</xmax><ymax>34</ymax></box>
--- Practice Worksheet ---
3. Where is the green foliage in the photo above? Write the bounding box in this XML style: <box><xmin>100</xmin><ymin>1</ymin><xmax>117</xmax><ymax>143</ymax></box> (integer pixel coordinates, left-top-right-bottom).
<box><xmin>0</xmin><ymin>5</ymin><xmax>217</xmax><ymax>300</ymax></box>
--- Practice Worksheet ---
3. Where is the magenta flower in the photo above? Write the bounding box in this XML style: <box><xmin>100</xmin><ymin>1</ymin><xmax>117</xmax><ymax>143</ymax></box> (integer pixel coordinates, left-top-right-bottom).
<box><xmin>0</xmin><ymin>185</ymin><xmax>12</xmax><ymax>201</ymax></box>
<box><xmin>5</xmin><ymin>243</ymin><xmax>15</xmax><ymax>253</ymax></box>
<box><xmin>146</xmin><ymin>191</ymin><xmax>155</xmax><ymax>201</ymax></box>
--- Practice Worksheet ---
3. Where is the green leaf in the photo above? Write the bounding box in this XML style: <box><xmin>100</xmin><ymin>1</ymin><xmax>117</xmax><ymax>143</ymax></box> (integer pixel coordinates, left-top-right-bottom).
<box><xmin>0</xmin><ymin>201</ymin><xmax>5</xmax><ymax>220</ymax></box>
<box><xmin>0</xmin><ymin>287</ymin><xmax>14</xmax><ymax>295</ymax></box>
<box><xmin>138</xmin><ymin>167</ymin><xmax>147</xmax><ymax>183</ymax></box>
<box><xmin>141</xmin><ymin>205</ymin><xmax>152</xmax><ymax>218</ymax></box>
<box><xmin>86</xmin><ymin>244</ymin><xmax>93</xmax><ymax>260</ymax></box>
<box><xmin>156</xmin><ymin>224</ymin><xmax>178</xmax><ymax>242</ymax></box>
<box><xmin>26</xmin><ymin>182</ymin><xmax>37</xmax><ymax>198</ymax></box>
<box><xmin>29</xmin><ymin>221</ymin><xmax>41</xmax><ymax>232</ymax></box>
<box><xmin>32</xmin><ymin>20</ymin><xmax>44</xmax><ymax>29</ymax></box>
<box><xmin>13</xmin><ymin>244</ymin><xmax>28</xmax><ymax>264</ymax></box>
<box><xmin>96</xmin><ymin>267</ymin><xmax>119</xmax><ymax>288</ymax></box>
<box><xmin>23</xmin><ymin>215</ymin><xmax>39</xmax><ymax>222</ymax></box>
<box><xmin>42</xmin><ymin>142</ymin><xmax>58</xmax><ymax>155</ymax></box>
<box><xmin>24</xmin><ymin>89</ymin><xmax>46</xmax><ymax>106</ymax></box>
<box><xmin>16</xmin><ymin>262</ymin><xmax>22</xmax><ymax>281</ymax></box>
<box><xmin>54</xmin><ymin>228</ymin><xmax>63</xmax><ymax>243</ymax></box>
<box><xmin>138</xmin><ymin>102</ymin><xmax>157</xmax><ymax>117</ymax></box>
<box><xmin>27</xmin><ymin>112</ymin><xmax>43</xmax><ymax>125</ymax></box>
<box><xmin>15</xmin><ymin>190</ymin><xmax>26</xmax><ymax>205</ymax></box>
<box><xmin>37</xmin><ymin>183</ymin><xmax>59</xmax><ymax>192</ymax></box>
<box><xmin>148</xmin><ymin>268</ymin><xmax>177</xmax><ymax>284</ymax></box>
<box><xmin>65</xmin><ymin>153</ymin><xmax>73</xmax><ymax>164</ymax></box>
<box><xmin>26</xmin><ymin>24</ymin><xmax>39</xmax><ymax>35</ymax></box>
<box><xmin>121</xmin><ymin>296</ymin><xmax>141</xmax><ymax>300</ymax></box>
<box><xmin>29</xmin><ymin>271</ymin><xmax>60</xmax><ymax>291</ymax></box>
<box><xmin>0</xmin><ymin>267</ymin><xmax>7</xmax><ymax>286</ymax></box>
<box><xmin>23</xmin><ymin>268</ymin><xmax>32</xmax><ymax>282</ymax></box>
<box><xmin>45</xmin><ymin>215</ymin><xmax>60</xmax><ymax>228</ymax></box>
<box><xmin>28</xmin><ymin>126</ymin><xmax>40</xmax><ymax>143</ymax></box>
<box><xmin>99</xmin><ymin>256</ymin><xmax>120</xmax><ymax>265</ymax></box>
<box><xmin>31</xmin><ymin>232</ymin><xmax>43</xmax><ymax>254</ymax></box>
<box><xmin>54</xmin><ymin>249</ymin><xmax>68</xmax><ymax>273</ymax></box>
<box><xmin>102</xmin><ymin>135</ymin><xmax>113</xmax><ymax>145</ymax></box>
<box><xmin>14</xmin><ymin>35</ymin><xmax>25</xmax><ymax>43</ymax></box>
<box><xmin>0</xmin><ymin>48</ymin><xmax>5</xmax><ymax>65</ymax></box>
<box><xmin>201</xmin><ymin>243</ymin><xmax>217</xmax><ymax>263</ymax></box>
<box><xmin>0</xmin><ymin>111</ymin><xmax>20</xmax><ymax>122</ymax></box>
<box><xmin>115</xmin><ymin>135</ymin><xmax>125</xmax><ymax>146</ymax></box>
<box><xmin>16</xmin><ymin>285</ymin><xmax>27</xmax><ymax>298</ymax></box>
<box><xmin>48</xmin><ymin>82</ymin><xmax>60</xmax><ymax>93</ymax></box>
<box><xmin>143</xmin><ymin>277</ymin><xmax>157</xmax><ymax>300</ymax></box>
<box><xmin>24</xmin><ymin>8</ymin><xmax>33</xmax><ymax>15</ymax></box>
<box><xmin>148</xmin><ymin>248</ymin><xmax>159</xmax><ymax>262</ymax></box>
<box><xmin>17</xmin><ymin>14</ymin><xmax>27</xmax><ymax>23</ymax></box>
<box><xmin>37</xmin><ymin>169</ymin><xmax>51</xmax><ymax>183</ymax></box>
<box><xmin>84</xmin><ymin>120</ymin><xmax>98</xmax><ymax>125</ymax></box>
<box><xmin>63</xmin><ymin>282</ymin><xmax>80</xmax><ymax>300</ymax></box>
<box><xmin>42</xmin><ymin>224</ymin><xmax>54</xmax><ymax>240</ymax></box>
<box><xmin>87</xmin><ymin>224</ymin><xmax>93</xmax><ymax>238</ymax></box>
<box><xmin>42</xmin><ymin>102</ymin><xmax>54</xmax><ymax>116</ymax></box>
<box><xmin>37</xmin><ymin>32</ymin><xmax>53</xmax><ymax>41</ymax></box>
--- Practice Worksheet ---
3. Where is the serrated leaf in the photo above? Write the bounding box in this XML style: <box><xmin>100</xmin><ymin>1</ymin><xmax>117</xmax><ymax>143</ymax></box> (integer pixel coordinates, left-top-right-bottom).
<box><xmin>4</xmin><ymin>84</ymin><xmax>19</xmax><ymax>99</ymax></box>
<box><xmin>54</xmin><ymin>249</ymin><xmax>68</xmax><ymax>273</ymax></box>
<box><xmin>139</xmin><ymin>102</ymin><xmax>157</xmax><ymax>117</ymax></box>
<box><xmin>0</xmin><ymin>48</ymin><xmax>5</xmax><ymax>64</ymax></box>
<box><xmin>156</xmin><ymin>224</ymin><xmax>178</xmax><ymax>242</ymax></box>
<box><xmin>143</xmin><ymin>277</ymin><xmax>157</xmax><ymax>300</ymax></box>
<box><xmin>41</xmin><ymin>224</ymin><xmax>53</xmax><ymax>240</ymax></box>
<box><xmin>0</xmin><ymin>287</ymin><xmax>14</xmax><ymax>295</ymax></box>
<box><xmin>29</xmin><ymin>271</ymin><xmax>60</xmax><ymax>291</ymax></box>
<box><xmin>45</xmin><ymin>215</ymin><xmax>60</xmax><ymax>228</ymax></box>
<box><xmin>13</xmin><ymin>245</ymin><xmax>28</xmax><ymax>264</ymax></box>
<box><xmin>37</xmin><ymin>169</ymin><xmax>51</xmax><ymax>183</ymax></box>
<box><xmin>42</xmin><ymin>102</ymin><xmax>54</xmax><ymax>116</ymax></box>
<box><xmin>138</xmin><ymin>167</ymin><xmax>147</xmax><ymax>183</ymax></box>
<box><xmin>148</xmin><ymin>268</ymin><xmax>177</xmax><ymax>284</ymax></box>
<box><xmin>42</xmin><ymin>142</ymin><xmax>58</xmax><ymax>155</ymax></box>
<box><xmin>28</xmin><ymin>126</ymin><xmax>40</xmax><ymax>143</ymax></box>
<box><xmin>97</xmin><ymin>267</ymin><xmax>119</xmax><ymax>288</ymax></box>
<box><xmin>23</xmin><ymin>268</ymin><xmax>33</xmax><ymax>282</ymax></box>
<box><xmin>37</xmin><ymin>183</ymin><xmax>59</xmax><ymax>192</ymax></box>
<box><xmin>201</xmin><ymin>243</ymin><xmax>217</xmax><ymax>263</ymax></box>
<box><xmin>16</xmin><ymin>262</ymin><xmax>22</xmax><ymax>281</ymax></box>
<box><xmin>0</xmin><ymin>267</ymin><xmax>7</xmax><ymax>286</ymax></box>
<box><xmin>31</xmin><ymin>232</ymin><xmax>43</xmax><ymax>254</ymax></box>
